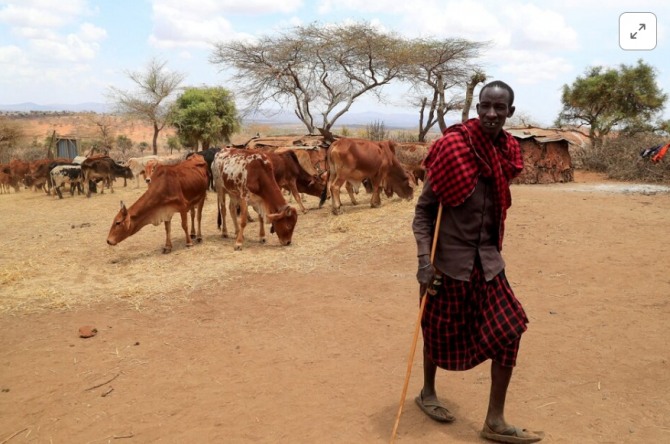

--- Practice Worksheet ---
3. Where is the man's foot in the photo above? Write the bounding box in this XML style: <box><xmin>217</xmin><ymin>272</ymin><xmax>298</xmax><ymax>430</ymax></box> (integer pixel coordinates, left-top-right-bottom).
<box><xmin>414</xmin><ymin>390</ymin><xmax>455</xmax><ymax>423</ymax></box>
<box><xmin>480</xmin><ymin>422</ymin><xmax>544</xmax><ymax>443</ymax></box>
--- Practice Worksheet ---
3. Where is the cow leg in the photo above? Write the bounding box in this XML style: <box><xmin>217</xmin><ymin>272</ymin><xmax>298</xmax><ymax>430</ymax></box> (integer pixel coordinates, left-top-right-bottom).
<box><xmin>228</xmin><ymin>199</ymin><xmax>240</xmax><ymax>236</ymax></box>
<box><xmin>163</xmin><ymin>219</ymin><xmax>173</xmax><ymax>254</ymax></box>
<box><xmin>290</xmin><ymin>184</ymin><xmax>307</xmax><ymax>214</ymax></box>
<box><xmin>194</xmin><ymin>198</ymin><xmax>205</xmax><ymax>243</ymax></box>
<box><xmin>258</xmin><ymin>208</ymin><xmax>266</xmax><ymax>244</ymax></box>
<box><xmin>345</xmin><ymin>182</ymin><xmax>358</xmax><ymax>205</ymax></box>
<box><xmin>218</xmin><ymin>192</ymin><xmax>230</xmax><ymax>238</ymax></box>
<box><xmin>85</xmin><ymin>173</ymin><xmax>93</xmax><ymax>198</ymax></box>
<box><xmin>330</xmin><ymin>177</ymin><xmax>346</xmax><ymax>215</ymax></box>
<box><xmin>189</xmin><ymin>207</ymin><xmax>196</xmax><ymax>240</ymax></box>
<box><xmin>234</xmin><ymin>199</ymin><xmax>248</xmax><ymax>250</ymax></box>
<box><xmin>370</xmin><ymin>181</ymin><xmax>382</xmax><ymax>208</ymax></box>
<box><xmin>55</xmin><ymin>185</ymin><xmax>63</xmax><ymax>199</ymax></box>
<box><xmin>181</xmin><ymin>211</ymin><xmax>192</xmax><ymax>248</ymax></box>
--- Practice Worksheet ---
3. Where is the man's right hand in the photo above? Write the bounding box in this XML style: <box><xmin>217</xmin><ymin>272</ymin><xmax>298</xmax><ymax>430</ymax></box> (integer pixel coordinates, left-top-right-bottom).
<box><xmin>416</xmin><ymin>255</ymin><xmax>435</xmax><ymax>287</ymax></box>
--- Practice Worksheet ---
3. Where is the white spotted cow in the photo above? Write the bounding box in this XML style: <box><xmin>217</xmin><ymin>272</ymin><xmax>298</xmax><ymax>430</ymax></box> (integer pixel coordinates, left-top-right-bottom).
<box><xmin>212</xmin><ymin>147</ymin><xmax>298</xmax><ymax>250</ymax></box>
<box><xmin>50</xmin><ymin>165</ymin><xmax>84</xmax><ymax>199</ymax></box>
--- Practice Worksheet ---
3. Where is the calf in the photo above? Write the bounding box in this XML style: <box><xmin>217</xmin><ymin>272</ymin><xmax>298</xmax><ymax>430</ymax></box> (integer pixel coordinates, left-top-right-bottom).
<box><xmin>50</xmin><ymin>165</ymin><xmax>83</xmax><ymax>199</ymax></box>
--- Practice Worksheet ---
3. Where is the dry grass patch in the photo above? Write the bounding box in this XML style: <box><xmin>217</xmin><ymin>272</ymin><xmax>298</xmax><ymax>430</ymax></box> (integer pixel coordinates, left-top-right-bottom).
<box><xmin>0</xmin><ymin>183</ymin><xmax>419</xmax><ymax>314</ymax></box>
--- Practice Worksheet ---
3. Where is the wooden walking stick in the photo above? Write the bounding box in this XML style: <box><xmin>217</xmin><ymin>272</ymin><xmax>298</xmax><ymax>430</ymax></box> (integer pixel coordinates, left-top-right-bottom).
<box><xmin>390</xmin><ymin>204</ymin><xmax>443</xmax><ymax>443</ymax></box>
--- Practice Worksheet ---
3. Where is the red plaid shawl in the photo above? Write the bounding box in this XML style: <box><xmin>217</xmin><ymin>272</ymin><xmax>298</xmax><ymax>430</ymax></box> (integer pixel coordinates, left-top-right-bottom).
<box><xmin>424</xmin><ymin>118</ymin><xmax>523</xmax><ymax>250</ymax></box>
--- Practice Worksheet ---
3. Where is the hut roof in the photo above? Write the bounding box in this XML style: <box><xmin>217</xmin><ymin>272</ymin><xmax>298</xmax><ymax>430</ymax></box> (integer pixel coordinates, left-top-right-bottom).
<box><xmin>506</xmin><ymin>126</ymin><xmax>591</xmax><ymax>149</ymax></box>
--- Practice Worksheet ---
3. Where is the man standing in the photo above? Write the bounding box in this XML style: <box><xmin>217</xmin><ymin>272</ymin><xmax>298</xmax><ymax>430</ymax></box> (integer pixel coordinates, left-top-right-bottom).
<box><xmin>412</xmin><ymin>80</ymin><xmax>543</xmax><ymax>443</ymax></box>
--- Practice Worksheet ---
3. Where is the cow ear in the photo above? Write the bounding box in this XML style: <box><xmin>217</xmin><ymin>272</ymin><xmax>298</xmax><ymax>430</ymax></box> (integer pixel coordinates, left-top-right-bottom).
<box><xmin>284</xmin><ymin>206</ymin><xmax>294</xmax><ymax>217</ymax></box>
<box><xmin>120</xmin><ymin>201</ymin><xmax>128</xmax><ymax>215</ymax></box>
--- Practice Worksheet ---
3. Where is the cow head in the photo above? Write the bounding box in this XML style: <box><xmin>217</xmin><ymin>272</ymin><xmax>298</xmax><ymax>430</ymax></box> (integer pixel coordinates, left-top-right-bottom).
<box><xmin>120</xmin><ymin>166</ymin><xmax>134</xmax><ymax>179</ymax></box>
<box><xmin>386</xmin><ymin>164</ymin><xmax>416</xmax><ymax>200</ymax></box>
<box><xmin>107</xmin><ymin>201</ymin><xmax>131</xmax><ymax>246</ymax></box>
<box><xmin>144</xmin><ymin>161</ymin><xmax>158</xmax><ymax>184</ymax></box>
<box><xmin>22</xmin><ymin>174</ymin><xmax>35</xmax><ymax>187</ymax></box>
<box><xmin>266</xmin><ymin>205</ymin><xmax>298</xmax><ymax>246</ymax></box>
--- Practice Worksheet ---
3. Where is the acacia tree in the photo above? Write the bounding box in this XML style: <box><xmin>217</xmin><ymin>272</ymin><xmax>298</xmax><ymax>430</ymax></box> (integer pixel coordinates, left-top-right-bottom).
<box><xmin>171</xmin><ymin>86</ymin><xmax>241</xmax><ymax>150</ymax></box>
<box><xmin>556</xmin><ymin>60</ymin><xmax>667</xmax><ymax>149</ymax></box>
<box><xmin>211</xmin><ymin>22</ymin><xmax>407</xmax><ymax>139</ymax></box>
<box><xmin>108</xmin><ymin>58</ymin><xmax>185</xmax><ymax>155</ymax></box>
<box><xmin>84</xmin><ymin>113</ymin><xmax>117</xmax><ymax>153</ymax></box>
<box><xmin>402</xmin><ymin>39</ymin><xmax>487</xmax><ymax>141</ymax></box>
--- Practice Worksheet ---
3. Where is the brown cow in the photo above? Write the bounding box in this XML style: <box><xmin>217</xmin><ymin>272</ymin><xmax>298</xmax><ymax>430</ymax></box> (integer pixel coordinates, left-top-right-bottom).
<box><xmin>264</xmin><ymin>150</ymin><xmax>324</xmax><ymax>214</ymax></box>
<box><xmin>8</xmin><ymin>159</ymin><xmax>30</xmax><ymax>190</ymax></box>
<box><xmin>106</xmin><ymin>154</ymin><xmax>209</xmax><ymax>253</ymax></box>
<box><xmin>0</xmin><ymin>164</ymin><xmax>20</xmax><ymax>194</ymax></box>
<box><xmin>325</xmin><ymin>138</ymin><xmax>415</xmax><ymax>215</ymax></box>
<box><xmin>212</xmin><ymin>147</ymin><xmax>298</xmax><ymax>250</ymax></box>
<box><xmin>24</xmin><ymin>158</ymin><xmax>70</xmax><ymax>193</ymax></box>
<box><xmin>394</xmin><ymin>142</ymin><xmax>429</xmax><ymax>183</ymax></box>
<box><xmin>81</xmin><ymin>156</ymin><xmax>133</xmax><ymax>197</ymax></box>
<box><xmin>124</xmin><ymin>155</ymin><xmax>158</xmax><ymax>188</ymax></box>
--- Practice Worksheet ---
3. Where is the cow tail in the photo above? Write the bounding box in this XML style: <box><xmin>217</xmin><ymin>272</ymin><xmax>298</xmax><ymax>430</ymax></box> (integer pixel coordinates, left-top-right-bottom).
<box><xmin>318</xmin><ymin>163</ymin><xmax>329</xmax><ymax>208</ymax></box>
<box><xmin>216</xmin><ymin>193</ymin><xmax>222</xmax><ymax>231</ymax></box>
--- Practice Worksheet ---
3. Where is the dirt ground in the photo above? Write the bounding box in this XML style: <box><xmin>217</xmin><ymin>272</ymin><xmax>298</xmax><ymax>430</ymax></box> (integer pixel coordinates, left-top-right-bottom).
<box><xmin>1</xmin><ymin>171</ymin><xmax>669</xmax><ymax>443</ymax></box>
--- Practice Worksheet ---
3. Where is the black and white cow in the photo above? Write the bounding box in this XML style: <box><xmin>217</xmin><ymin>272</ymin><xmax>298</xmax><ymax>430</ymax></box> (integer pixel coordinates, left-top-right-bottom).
<box><xmin>50</xmin><ymin>165</ymin><xmax>83</xmax><ymax>199</ymax></box>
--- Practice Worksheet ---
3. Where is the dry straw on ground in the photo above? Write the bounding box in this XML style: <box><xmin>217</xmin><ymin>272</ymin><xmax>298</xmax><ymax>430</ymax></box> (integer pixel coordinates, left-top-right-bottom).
<box><xmin>0</xmin><ymin>183</ymin><xmax>418</xmax><ymax>314</ymax></box>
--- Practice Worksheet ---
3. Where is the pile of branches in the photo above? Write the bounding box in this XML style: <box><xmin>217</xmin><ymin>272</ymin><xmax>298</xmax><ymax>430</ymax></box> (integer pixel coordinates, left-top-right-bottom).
<box><xmin>580</xmin><ymin>132</ymin><xmax>670</xmax><ymax>183</ymax></box>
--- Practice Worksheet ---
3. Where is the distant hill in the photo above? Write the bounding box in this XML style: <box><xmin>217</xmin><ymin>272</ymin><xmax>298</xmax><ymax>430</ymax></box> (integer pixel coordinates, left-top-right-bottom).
<box><xmin>0</xmin><ymin>103</ymin><xmax>422</xmax><ymax>128</ymax></box>
<box><xmin>0</xmin><ymin>102</ymin><xmax>111</xmax><ymax>113</ymax></box>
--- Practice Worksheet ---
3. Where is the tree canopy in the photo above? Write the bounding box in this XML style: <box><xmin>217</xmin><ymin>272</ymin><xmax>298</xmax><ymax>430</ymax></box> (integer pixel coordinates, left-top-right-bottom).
<box><xmin>171</xmin><ymin>86</ymin><xmax>241</xmax><ymax>150</ymax></box>
<box><xmin>211</xmin><ymin>22</ymin><xmax>408</xmax><ymax>139</ymax></box>
<box><xmin>211</xmin><ymin>22</ymin><xmax>484</xmax><ymax>140</ymax></box>
<box><xmin>402</xmin><ymin>39</ymin><xmax>487</xmax><ymax>140</ymax></box>
<box><xmin>108</xmin><ymin>58</ymin><xmax>185</xmax><ymax>155</ymax></box>
<box><xmin>556</xmin><ymin>59</ymin><xmax>667</xmax><ymax>148</ymax></box>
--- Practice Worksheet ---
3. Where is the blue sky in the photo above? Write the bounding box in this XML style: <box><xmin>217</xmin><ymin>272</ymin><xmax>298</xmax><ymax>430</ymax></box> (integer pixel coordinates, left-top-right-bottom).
<box><xmin>0</xmin><ymin>0</ymin><xmax>668</xmax><ymax>126</ymax></box>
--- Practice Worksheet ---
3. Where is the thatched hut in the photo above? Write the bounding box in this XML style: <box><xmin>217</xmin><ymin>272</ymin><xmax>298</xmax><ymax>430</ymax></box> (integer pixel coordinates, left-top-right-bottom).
<box><xmin>507</xmin><ymin>127</ymin><xmax>574</xmax><ymax>184</ymax></box>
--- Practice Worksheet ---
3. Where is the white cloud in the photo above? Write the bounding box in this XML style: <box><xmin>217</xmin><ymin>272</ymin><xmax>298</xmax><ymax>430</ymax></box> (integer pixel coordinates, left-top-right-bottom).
<box><xmin>0</xmin><ymin>0</ymin><xmax>92</xmax><ymax>28</ymax></box>
<box><xmin>0</xmin><ymin>1</ymin><xmax>104</xmax><ymax>63</ymax></box>
<box><xmin>149</xmin><ymin>0</ymin><xmax>303</xmax><ymax>48</ymax></box>
<box><xmin>316</xmin><ymin>0</ymin><xmax>409</xmax><ymax>15</ymax></box>
<box><xmin>503</xmin><ymin>3</ymin><xmax>579</xmax><ymax>51</ymax></box>
<box><xmin>488</xmin><ymin>49</ymin><xmax>574</xmax><ymax>84</ymax></box>
<box><xmin>79</xmin><ymin>22</ymin><xmax>107</xmax><ymax>41</ymax></box>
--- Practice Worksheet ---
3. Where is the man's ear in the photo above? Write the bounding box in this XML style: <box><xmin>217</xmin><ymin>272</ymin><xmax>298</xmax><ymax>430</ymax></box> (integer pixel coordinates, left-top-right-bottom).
<box><xmin>507</xmin><ymin>105</ymin><xmax>516</xmax><ymax>118</ymax></box>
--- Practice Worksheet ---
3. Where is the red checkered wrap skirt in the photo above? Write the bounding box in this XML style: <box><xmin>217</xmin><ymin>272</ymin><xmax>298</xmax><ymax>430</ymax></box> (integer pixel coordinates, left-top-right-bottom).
<box><xmin>421</xmin><ymin>265</ymin><xmax>529</xmax><ymax>371</ymax></box>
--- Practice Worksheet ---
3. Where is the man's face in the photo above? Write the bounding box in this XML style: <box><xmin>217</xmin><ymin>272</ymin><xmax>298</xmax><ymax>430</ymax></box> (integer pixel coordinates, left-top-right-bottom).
<box><xmin>476</xmin><ymin>87</ymin><xmax>515</xmax><ymax>138</ymax></box>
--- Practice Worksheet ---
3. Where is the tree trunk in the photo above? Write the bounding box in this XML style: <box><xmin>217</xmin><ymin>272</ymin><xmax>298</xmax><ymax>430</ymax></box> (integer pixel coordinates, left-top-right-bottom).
<box><xmin>152</xmin><ymin>123</ymin><xmax>159</xmax><ymax>155</ymax></box>
<box><xmin>462</xmin><ymin>72</ymin><xmax>486</xmax><ymax>122</ymax></box>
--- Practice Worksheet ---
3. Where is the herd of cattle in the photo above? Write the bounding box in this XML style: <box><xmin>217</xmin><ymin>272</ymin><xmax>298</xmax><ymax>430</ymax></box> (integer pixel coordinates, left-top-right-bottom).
<box><xmin>1</xmin><ymin>138</ymin><xmax>429</xmax><ymax>252</ymax></box>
